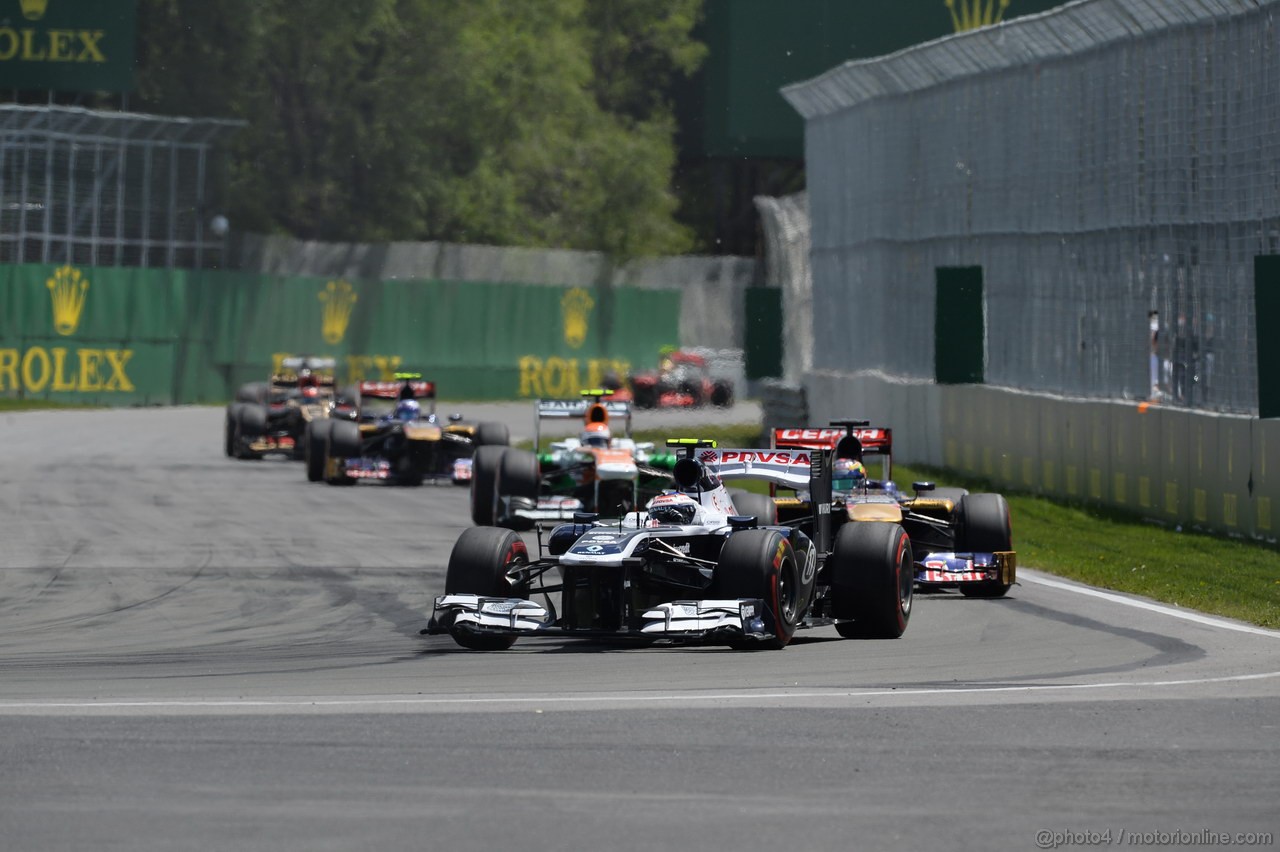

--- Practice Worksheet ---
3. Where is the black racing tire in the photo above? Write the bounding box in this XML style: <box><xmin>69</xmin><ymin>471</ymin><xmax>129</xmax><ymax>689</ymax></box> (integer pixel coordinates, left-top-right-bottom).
<box><xmin>306</xmin><ymin>420</ymin><xmax>333</xmax><ymax>483</ymax></box>
<box><xmin>475</xmin><ymin>421</ymin><xmax>510</xmax><ymax>447</ymax></box>
<box><xmin>224</xmin><ymin>403</ymin><xmax>244</xmax><ymax>457</ymax></box>
<box><xmin>710</xmin><ymin>381</ymin><xmax>734</xmax><ymax>408</ymax></box>
<box><xmin>444</xmin><ymin>527</ymin><xmax>530</xmax><ymax>651</ymax></box>
<box><xmin>632</xmin><ymin>382</ymin><xmax>657</xmax><ymax>409</ymax></box>
<box><xmin>957</xmin><ymin>493</ymin><xmax>1013</xmax><ymax>598</ymax></box>
<box><xmin>712</xmin><ymin>529</ymin><xmax>801</xmax><ymax>650</ymax></box>
<box><xmin>234</xmin><ymin>404</ymin><xmax>268</xmax><ymax>460</ymax></box>
<box><xmin>238</xmin><ymin>403</ymin><xmax>268</xmax><ymax>437</ymax></box>
<box><xmin>235</xmin><ymin>382</ymin><xmax>268</xmax><ymax>404</ymax></box>
<box><xmin>728</xmin><ymin>490</ymin><xmax>777</xmax><ymax>525</ymax></box>
<box><xmin>470</xmin><ymin>445</ymin><xmax>507</xmax><ymax>526</ymax></box>
<box><xmin>324</xmin><ymin>420</ymin><xmax>361</xmax><ymax>485</ymax></box>
<box><xmin>831</xmin><ymin>522</ymin><xmax>913</xmax><ymax>639</ymax></box>
<box><xmin>497</xmin><ymin>448</ymin><xmax>541</xmax><ymax>530</ymax></box>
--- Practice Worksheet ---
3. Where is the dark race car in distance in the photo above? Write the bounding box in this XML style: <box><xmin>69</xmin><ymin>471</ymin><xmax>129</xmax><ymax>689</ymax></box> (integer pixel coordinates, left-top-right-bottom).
<box><xmin>225</xmin><ymin>356</ymin><xmax>354</xmax><ymax>460</ymax></box>
<box><xmin>305</xmin><ymin>374</ymin><xmax>508</xmax><ymax>485</ymax></box>
<box><xmin>771</xmin><ymin>420</ymin><xmax>1016</xmax><ymax>598</ymax></box>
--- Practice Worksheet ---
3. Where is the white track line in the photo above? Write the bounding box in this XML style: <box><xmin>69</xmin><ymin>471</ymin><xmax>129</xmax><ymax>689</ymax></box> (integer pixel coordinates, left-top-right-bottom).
<box><xmin>2</xmin><ymin>671</ymin><xmax>1279</xmax><ymax>711</ymax></box>
<box><xmin>1019</xmin><ymin>571</ymin><xmax>1280</xmax><ymax>638</ymax></box>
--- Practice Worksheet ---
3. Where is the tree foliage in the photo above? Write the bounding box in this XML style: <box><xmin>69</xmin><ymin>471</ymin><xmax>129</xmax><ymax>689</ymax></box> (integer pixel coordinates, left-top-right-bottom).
<box><xmin>132</xmin><ymin>0</ymin><xmax>704</xmax><ymax>259</ymax></box>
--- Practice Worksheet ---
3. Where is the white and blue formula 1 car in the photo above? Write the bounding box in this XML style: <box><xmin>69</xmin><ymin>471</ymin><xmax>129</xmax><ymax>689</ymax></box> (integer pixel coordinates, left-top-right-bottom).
<box><xmin>425</xmin><ymin>439</ymin><xmax>915</xmax><ymax>651</ymax></box>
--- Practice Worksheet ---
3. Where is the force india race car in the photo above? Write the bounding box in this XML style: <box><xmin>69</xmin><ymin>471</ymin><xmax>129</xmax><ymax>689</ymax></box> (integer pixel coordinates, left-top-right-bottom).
<box><xmin>470</xmin><ymin>391</ymin><xmax>679</xmax><ymax>528</ymax></box>
<box><xmin>630</xmin><ymin>349</ymin><xmax>733</xmax><ymax>409</ymax></box>
<box><xmin>224</xmin><ymin>356</ymin><xmax>354</xmax><ymax>460</ymax></box>
<box><xmin>771</xmin><ymin>421</ymin><xmax>1016</xmax><ymax>598</ymax></box>
<box><xmin>304</xmin><ymin>375</ymin><xmax>509</xmax><ymax>485</ymax></box>
<box><xmin>425</xmin><ymin>439</ymin><xmax>914</xmax><ymax>650</ymax></box>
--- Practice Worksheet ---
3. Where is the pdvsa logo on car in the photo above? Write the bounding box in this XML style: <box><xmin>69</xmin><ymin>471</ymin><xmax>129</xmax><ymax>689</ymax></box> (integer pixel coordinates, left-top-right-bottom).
<box><xmin>717</xmin><ymin>450</ymin><xmax>812</xmax><ymax>466</ymax></box>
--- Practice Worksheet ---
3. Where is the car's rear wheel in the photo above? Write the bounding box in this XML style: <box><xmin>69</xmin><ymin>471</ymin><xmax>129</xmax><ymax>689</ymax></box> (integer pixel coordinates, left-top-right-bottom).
<box><xmin>470</xmin><ymin>445</ymin><xmax>507</xmax><ymax>525</ymax></box>
<box><xmin>712</xmin><ymin>529</ymin><xmax>801</xmax><ymax>650</ymax></box>
<box><xmin>235</xmin><ymin>382</ymin><xmax>268</xmax><ymax>404</ymax></box>
<box><xmin>306</xmin><ymin>420</ymin><xmax>332</xmax><ymax>482</ymax></box>
<box><xmin>475</xmin><ymin>421</ymin><xmax>509</xmax><ymax>447</ymax></box>
<box><xmin>497</xmin><ymin>448</ymin><xmax>541</xmax><ymax>530</ymax></box>
<box><xmin>224</xmin><ymin>403</ymin><xmax>244</xmax><ymax>457</ymax></box>
<box><xmin>957</xmin><ymin>493</ymin><xmax>1013</xmax><ymax>598</ymax></box>
<box><xmin>324</xmin><ymin>420</ymin><xmax>361</xmax><ymax>485</ymax></box>
<box><xmin>831</xmin><ymin>522</ymin><xmax>913</xmax><ymax>639</ymax></box>
<box><xmin>444</xmin><ymin>527</ymin><xmax>530</xmax><ymax>651</ymax></box>
<box><xmin>727</xmin><ymin>490</ymin><xmax>777</xmax><ymax>525</ymax></box>
<box><xmin>235</xmin><ymin>404</ymin><xmax>268</xmax><ymax>460</ymax></box>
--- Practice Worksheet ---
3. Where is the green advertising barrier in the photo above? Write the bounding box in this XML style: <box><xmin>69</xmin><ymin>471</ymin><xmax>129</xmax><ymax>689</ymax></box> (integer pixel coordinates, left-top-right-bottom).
<box><xmin>0</xmin><ymin>263</ymin><xmax>682</xmax><ymax>404</ymax></box>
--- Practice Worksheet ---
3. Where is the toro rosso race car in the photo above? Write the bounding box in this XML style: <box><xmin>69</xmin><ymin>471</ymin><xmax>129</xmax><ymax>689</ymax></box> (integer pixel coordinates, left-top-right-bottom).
<box><xmin>304</xmin><ymin>374</ymin><xmax>509</xmax><ymax>485</ymax></box>
<box><xmin>771</xmin><ymin>421</ymin><xmax>1016</xmax><ymax>598</ymax></box>
<box><xmin>224</xmin><ymin>356</ymin><xmax>354</xmax><ymax>460</ymax></box>
<box><xmin>630</xmin><ymin>349</ymin><xmax>733</xmax><ymax>409</ymax></box>
<box><xmin>425</xmin><ymin>439</ymin><xmax>915</xmax><ymax>650</ymax></box>
<box><xmin>470</xmin><ymin>390</ymin><xmax>678</xmax><ymax>528</ymax></box>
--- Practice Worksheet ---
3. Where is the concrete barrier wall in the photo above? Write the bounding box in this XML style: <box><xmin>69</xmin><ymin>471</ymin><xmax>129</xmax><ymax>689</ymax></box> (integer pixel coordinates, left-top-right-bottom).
<box><xmin>801</xmin><ymin>371</ymin><xmax>1278</xmax><ymax>541</ymax></box>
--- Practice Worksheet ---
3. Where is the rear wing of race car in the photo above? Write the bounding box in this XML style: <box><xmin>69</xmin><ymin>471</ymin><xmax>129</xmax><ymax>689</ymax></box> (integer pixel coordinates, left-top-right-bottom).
<box><xmin>534</xmin><ymin>390</ymin><xmax>633</xmax><ymax>450</ymax></box>
<box><xmin>270</xmin><ymin>355</ymin><xmax>337</xmax><ymax>390</ymax></box>
<box><xmin>667</xmin><ymin>440</ymin><xmax>835</xmax><ymax>554</ymax></box>
<box><xmin>772</xmin><ymin>420</ymin><xmax>893</xmax><ymax>483</ymax></box>
<box><xmin>359</xmin><ymin>379</ymin><xmax>436</xmax><ymax>400</ymax></box>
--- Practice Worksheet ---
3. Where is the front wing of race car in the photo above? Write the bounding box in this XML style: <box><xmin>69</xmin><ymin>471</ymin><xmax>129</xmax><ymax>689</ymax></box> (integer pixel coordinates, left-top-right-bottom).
<box><xmin>427</xmin><ymin>594</ymin><xmax>777</xmax><ymax>643</ymax></box>
<box><xmin>915</xmin><ymin>551</ymin><xmax>1016</xmax><ymax>587</ymax></box>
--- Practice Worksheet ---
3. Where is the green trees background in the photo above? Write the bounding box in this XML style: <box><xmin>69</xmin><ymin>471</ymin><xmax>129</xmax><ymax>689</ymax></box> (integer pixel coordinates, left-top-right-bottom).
<box><xmin>132</xmin><ymin>0</ymin><xmax>705</xmax><ymax>259</ymax></box>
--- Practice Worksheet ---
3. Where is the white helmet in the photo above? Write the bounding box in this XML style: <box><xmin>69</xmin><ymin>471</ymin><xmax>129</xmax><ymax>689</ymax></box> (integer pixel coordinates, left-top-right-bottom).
<box><xmin>648</xmin><ymin>492</ymin><xmax>700</xmax><ymax>526</ymax></box>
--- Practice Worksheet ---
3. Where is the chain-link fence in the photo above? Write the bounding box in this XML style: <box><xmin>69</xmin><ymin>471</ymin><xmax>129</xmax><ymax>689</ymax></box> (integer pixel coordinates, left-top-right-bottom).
<box><xmin>0</xmin><ymin>105</ymin><xmax>243</xmax><ymax>270</ymax></box>
<box><xmin>783</xmin><ymin>0</ymin><xmax>1279</xmax><ymax>415</ymax></box>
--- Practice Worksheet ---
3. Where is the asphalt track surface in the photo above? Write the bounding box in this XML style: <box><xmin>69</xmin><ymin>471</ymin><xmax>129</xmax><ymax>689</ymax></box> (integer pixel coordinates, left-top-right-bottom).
<box><xmin>1</xmin><ymin>404</ymin><xmax>1277</xmax><ymax>852</ymax></box>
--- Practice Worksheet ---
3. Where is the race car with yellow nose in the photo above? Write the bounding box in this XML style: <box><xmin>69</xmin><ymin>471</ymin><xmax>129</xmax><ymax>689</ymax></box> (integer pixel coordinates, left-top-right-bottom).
<box><xmin>771</xmin><ymin>420</ymin><xmax>1016</xmax><ymax>598</ymax></box>
<box><xmin>304</xmin><ymin>375</ymin><xmax>509</xmax><ymax>485</ymax></box>
<box><xmin>425</xmin><ymin>439</ymin><xmax>914</xmax><ymax>650</ymax></box>
<box><xmin>469</xmin><ymin>391</ymin><xmax>677</xmax><ymax>528</ymax></box>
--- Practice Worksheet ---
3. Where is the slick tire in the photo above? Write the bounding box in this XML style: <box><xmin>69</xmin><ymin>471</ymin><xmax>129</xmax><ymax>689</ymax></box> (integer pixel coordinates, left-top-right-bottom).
<box><xmin>234</xmin><ymin>404</ymin><xmax>268</xmax><ymax>460</ymax></box>
<box><xmin>496</xmin><ymin>448</ymin><xmax>540</xmax><ymax>531</ymax></box>
<box><xmin>475</xmin><ymin>421</ymin><xmax>510</xmax><ymax>447</ymax></box>
<box><xmin>306</xmin><ymin>420</ymin><xmax>333</xmax><ymax>483</ymax></box>
<box><xmin>957</xmin><ymin>493</ymin><xmax>1014</xmax><ymax>598</ymax></box>
<box><xmin>324</xmin><ymin>420</ymin><xmax>361</xmax><ymax>485</ymax></box>
<box><xmin>831</xmin><ymin>522</ymin><xmax>913</xmax><ymax>639</ymax></box>
<box><xmin>710</xmin><ymin>381</ymin><xmax>734</xmax><ymax>408</ymax></box>
<box><xmin>470</xmin><ymin>445</ymin><xmax>507</xmax><ymax>526</ymax></box>
<box><xmin>444</xmin><ymin>527</ymin><xmax>530</xmax><ymax>651</ymax></box>
<box><xmin>235</xmin><ymin>382</ymin><xmax>268</xmax><ymax>404</ymax></box>
<box><xmin>712</xmin><ymin>529</ymin><xmax>801</xmax><ymax>650</ymax></box>
<box><xmin>224</xmin><ymin>403</ymin><xmax>244</xmax><ymax>457</ymax></box>
<box><xmin>727</xmin><ymin>490</ymin><xmax>777</xmax><ymax>525</ymax></box>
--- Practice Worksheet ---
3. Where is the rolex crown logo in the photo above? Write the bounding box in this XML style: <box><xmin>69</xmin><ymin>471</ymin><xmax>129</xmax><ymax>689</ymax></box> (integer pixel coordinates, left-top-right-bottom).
<box><xmin>561</xmin><ymin>287</ymin><xmax>595</xmax><ymax>350</ymax></box>
<box><xmin>20</xmin><ymin>0</ymin><xmax>49</xmax><ymax>21</ymax></box>
<box><xmin>47</xmin><ymin>265</ymin><xmax>88</xmax><ymax>336</ymax></box>
<box><xmin>318</xmin><ymin>280</ymin><xmax>358</xmax><ymax>344</ymax></box>
<box><xmin>946</xmin><ymin>0</ymin><xmax>1011</xmax><ymax>32</ymax></box>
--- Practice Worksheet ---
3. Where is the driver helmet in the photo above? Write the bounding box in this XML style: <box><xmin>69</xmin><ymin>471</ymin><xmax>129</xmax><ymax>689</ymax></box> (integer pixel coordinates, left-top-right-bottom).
<box><xmin>393</xmin><ymin>399</ymin><xmax>421</xmax><ymax>422</ymax></box>
<box><xmin>581</xmin><ymin>422</ymin><xmax>611</xmax><ymax>449</ymax></box>
<box><xmin>648</xmin><ymin>492</ymin><xmax>700</xmax><ymax>526</ymax></box>
<box><xmin>298</xmin><ymin>368</ymin><xmax>318</xmax><ymax>388</ymax></box>
<box><xmin>833</xmin><ymin>457</ymin><xmax>866</xmax><ymax>489</ymax></box>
